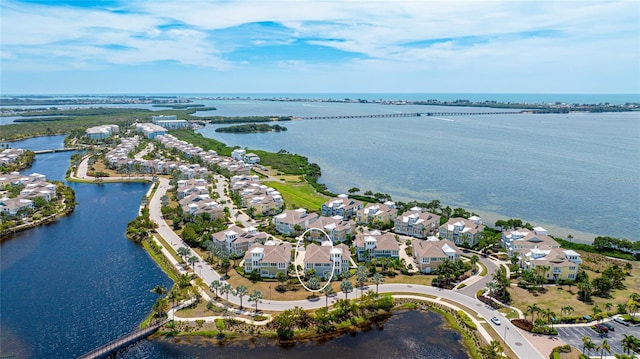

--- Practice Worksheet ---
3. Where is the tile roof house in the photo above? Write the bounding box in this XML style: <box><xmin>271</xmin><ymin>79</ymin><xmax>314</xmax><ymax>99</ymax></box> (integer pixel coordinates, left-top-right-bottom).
<box><xmin>305</xmin><ymin>215</ymin><xmax>355</xmax><ymax>243</ymax></box>
<box><xmin>411</xmin><ymin>239</ymin><xmax>461</xmax><ymax>273</ymax></box>
<box><xmin>304</xmin><ymin>241</ymin><xmax>351</xmax><ymax>279</ymax></box>
<box><xmin>244</xmin><ymin>241</ymin><xmax>292</xmax><ymax>278</ymax></box>
<box><xmin>439</xmin><ymin>216</ymin><xmax>484</xmax><ymax>247</ymax></box>
<box><xmin>321</xmin><ymin>194</ymin><xmax>363</xmax><ymax>220</ymax></box>
<box><xmin>273</xmin><ymin>208</ymin><xmax>319</xmax><ymax>235</ymax></box>
<box><xmin>394</xmin><ymin>207</ymin><xmax>441</xmax><ymax>238</ymax></box>
<box><xmin>212</xmin><ymin>225</ymin><xmax>269</xmax><ymax>256</ymax></box>
<box><xmin>356</xmin><ymin>202</ymin><xmax>397</xmax><ymax>225</ymax></box>
<box><xmin>354</xmin><ymin>230</ymin><xmax>400</xmax><ymax>262</ymax></box>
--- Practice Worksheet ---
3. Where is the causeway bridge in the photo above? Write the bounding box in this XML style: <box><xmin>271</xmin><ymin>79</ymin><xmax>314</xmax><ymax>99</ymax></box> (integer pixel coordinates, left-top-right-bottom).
<box><xmin>33</xmin><ymin>148</ymin><xmax>78</xmax><ymax>154</ymax></box>
<box><xmin>294</xmin><ymin>110</ymin><xmax>524</xmax><ymax>120</ymax></box>
<box><xmin>77</xmin><ymin>319</ymin><xmax>168</xmax><ymax>359</ymax></box>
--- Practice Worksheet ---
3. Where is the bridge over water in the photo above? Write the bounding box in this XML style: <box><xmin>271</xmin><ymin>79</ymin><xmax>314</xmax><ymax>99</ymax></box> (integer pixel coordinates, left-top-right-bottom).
<box><xmin>33</xmin><ymin>148</ymin><xmax>78</xmax><ymax>154</ymax></box>
<box><xmin>77</xmin><ymin>319</ymin><xmax>168</xmax><ymax>359</ymax></box>
<box><xmin>294</xmin><ymin>110</ymin><xmax>524</xmax><ymax>120</ymax></box>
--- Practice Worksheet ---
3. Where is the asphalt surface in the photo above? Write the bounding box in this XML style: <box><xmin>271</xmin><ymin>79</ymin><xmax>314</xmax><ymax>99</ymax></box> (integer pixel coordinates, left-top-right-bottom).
<box><xmin>556</xmin><ymin>320</ymin><xmax>640</xmax><ymax>356</ymax></box>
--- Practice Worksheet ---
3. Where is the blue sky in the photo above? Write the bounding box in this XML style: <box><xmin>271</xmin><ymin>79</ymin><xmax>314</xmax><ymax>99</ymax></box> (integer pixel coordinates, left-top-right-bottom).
<box><xmin>1</xmin><ymin>0</ymin><xmax>639</xmax><ymax>94</ymax></box>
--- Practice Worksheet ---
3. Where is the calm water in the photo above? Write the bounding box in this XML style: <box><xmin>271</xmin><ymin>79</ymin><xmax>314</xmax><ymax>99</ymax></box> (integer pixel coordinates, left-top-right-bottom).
<box><xmin>0</xmin><ymin>135</ymin><xmax>471</xmax><ymax>359</ymax></box>
<box><xmin>126</xmin><ymin>310</ymin><xmax>470</xmax><ymax>359</ymax></box>
<box><xmin>198</xmin><ymin>102</ymin><xmax>640</xmax><ymax>242</ymax></box>
<box><xmin>0</xmin><ymin>138</ymin><xmax>172</xmax><ymax>358</ymax></box>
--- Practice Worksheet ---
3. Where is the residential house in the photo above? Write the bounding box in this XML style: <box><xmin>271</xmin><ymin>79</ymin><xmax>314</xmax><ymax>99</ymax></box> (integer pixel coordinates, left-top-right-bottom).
<box><xmin>521</xmin><ymin>246</ymin><xmax>582</xmax><ymax>281</ymax></box>
<box><xmin>394</xmin><ymin>207</ymin><xmax>441</xmax><ymax>238</ymax></box>
<box><xmin>411</xmin><ymin>239</ymin><xmax>461</xmax><ymax>273</ymax></box>
<box><xmin>321</xmin><ymin>194</ymin><xmax>363</xmax><ymax>220</ymax></box>
<box><xmin>354</xmin><ymin>230</ymin><xmax>400</xmax><ymax>262</ymax></box>
<box><xmin>356</xmin><ymin>201</ymin><xmax>396</xmax><ymax>226</ymax></box>
<box><xmin>212</xmin><ymin>225</ymin><xmax>269</xmax><ymax>256</ymax></box>
<box><xmin>179</xmin><ymin>194</ymin><xmax>223</xmax><ymax>219</ymax></box>
<box><xmin>439</xmin><ymin>216</ymin><xmax>484</xmax><ymax>247</ymax></box>
<box><xmin>273</xmin><ymin>208</ymin><xmax>319</xmax><ymax>235</ymax></box>
<box><xmin>85</xmin><ymin>125</ymin><xmax>119</xmax><ymax>140</ymax></box>
<box><xmin>501</xmin><ymin>227</ymin><xmax>561</xmax><ymax>257</ymax></box>
<box><xmin>243</xmin><ymin>241</ymin><xmax>292</xmax><ymax>278</ymax></box>
<box><xmin>304</xmin><ymin>241</ymin><xmax>351</xmax><ymax>278</ymax></box>
<box><xmin>306</xmin><ymin>215</ymin><xmax>355</xmax><ymax>243</ymax></box>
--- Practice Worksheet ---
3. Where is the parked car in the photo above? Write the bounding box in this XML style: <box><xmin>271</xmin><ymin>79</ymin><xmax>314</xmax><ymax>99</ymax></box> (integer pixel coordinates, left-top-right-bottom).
<box><xmin>491</xmin><ymin>317</ymin><xmax>501</xmax><ymax>325</ymax></box>
<box><xmin>594</xmin><ymin>324</ymin><xmax>609</xmax><ymax>333</ymax></box>
<box><xmin>614</xmin><ymin>317</ymin><xmax>630</xmax><ymax>326</ymax></box>
<box><xmin>601</xmin><ymin>322</ymin><xmax>615</xmax><ymax>331</ymax></box>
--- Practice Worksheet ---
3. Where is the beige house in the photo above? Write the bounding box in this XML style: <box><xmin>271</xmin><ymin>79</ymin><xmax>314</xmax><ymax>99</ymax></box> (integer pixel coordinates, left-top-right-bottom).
<box><xmin>354</xmin><ymin>230</ymin><xmax>400</xmax><ymax>262</ymax></box>
<box><xmin>273</xmin><ymin>208</ymin><xmax>319</xmax><ymax>235</ymax></box>
<box><xmin>411</xmin><ymin>239</ymin><xmax>461</xmax><ymax>273</ymax></box>
<box><xmin>304</xmin><ymin>241</ymin><xmax>351</xmax><ymax>278</ymax></box>
<box><xmin>501</xmin><ymin>227</ymin><xmax>561</xmax><ymax>257</ymax></box>
<box><xmin>244</xmin><ymin>241</ymin><xmax>292</xmax><ymax>278</ymax></box>
<box><xmin>394</xmin><ymin>207</ymin><xmax>441</xmax><ymax>238</ymax></box>
<box><xmin>212</xmin><ymin>225</ymin><xmax>269</xmax><ymax>256</ymax></box>
<box><xmin>321</xmin><ymin>194</ymin><xmax>363</xmax><ymax>220</ymax></box>
<box><xmin>439</xmin><ymin>216</ymin><xmax>484</xmax><ymax>247</ymax></box>
<box><xmin>356</xmin><ymin>202</ymin><xmax>396</xmax><ymax>225</ymax></box>
<box><xmin>521</xmin><ymin>246</ymin><xmax>582</xmax><ymax>281</ymax></box>
<box><xmin>306</xmin><ymin>215</ymin><xmax>355</xmax><ymax>243</ymax></box>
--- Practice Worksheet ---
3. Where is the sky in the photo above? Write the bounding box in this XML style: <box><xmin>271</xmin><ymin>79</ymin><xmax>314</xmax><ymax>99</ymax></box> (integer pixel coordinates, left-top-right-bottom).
<box><xmin>1</xmin><ymin>0</ymin><xmax>639</xmax><ymax>94</ymax></box>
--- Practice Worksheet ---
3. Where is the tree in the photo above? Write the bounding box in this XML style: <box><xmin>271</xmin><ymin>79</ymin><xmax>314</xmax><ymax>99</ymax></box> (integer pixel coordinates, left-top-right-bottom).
<box><xmin>561</xmin><ymin>305</ymin><xmax>574</xmax><ymax>320</ymax></box>
<box><xmin>598</xmin><ymin>339</ymin><xmax>611</xmax><ymax>359</ymax></box>
<box><xmin>188</xmin><ymin>255</ymin><xmax>199</xmax><ymax>269</ymax></box>
<box><xmin>177</xmin><ymin>247</ymin><xmax>190</xmax><ymax>262</ymax></box>
<box><xmin>621</xmin><ymin>334</ymin><xmax>638</xmax><ymax>355</ymax></box>
<box><xmin>276</xmin><ymin>271</ymin><xmax>288</xmax><ymax>289</ymax></box>
<box><xmin>236</xmin><ymin>285</ymin><xmax>248</xmax><ymax>309</ymax></box>
<box><xmin>578</xmin><ymin>281</ymin><xmax>593</xmax><ymax>302</ymax></box>
<box><xmin>542</xmin><ymin>308</ymin><xmax>556</xmax><ymax>327</ymax></box>
<box><xmin>307</xmin><ymin>276</ymin><xmax>320</xmax><ymax>298</ymax></box>
<box><xmin>151</xmin><ymin>285</ymin><xmax>167</xmax><ymax>296</ymax></box>
<box><xmin>348</xmin><ymin>187</ymin><xmax>360</xmax><ymax>194</ymax></box>
<box><xmin>220</xmin><ymin>283</ymin><xmax>234</xmax><ymax>306</ymax></box>
<box><xmin>479</xmin><ymin>340</ymin><xmax>504</xmax><ymax>359</ymax></box>
<box><xmin>371</xmin><ymin>273</ymin><xmax>384</xmax><ymax>294</ymax></box>
<box><xmin>321</xmin><ymin>285</ymin><xmax>335</xmax><ymax>308</ymax></box>
<box><xmin>210</xmin><ymin>280</ymin><xmax>222</xmax><ymax>299</ymax></box>
<box><xmin>527</xmin><ymin>303</ymin><xmax>541</xmax><ymax>322</ymax></box>
<box><xmin>355</xmin><ymin>265</ymin><xmax>369</xmax><ymax>299</ymax></box>
<box><xmin>340</xmin><ymin>280</ymin><xmax>353</xmax><ymax>299</ymax></box>
<box><xmin>249</xmin><ymin>289</ymin><xmax>263</xmax><ymax>313</ymax></box>
<box><xmin>220</xmin><ymin>258</ymin><xmax>231</xmax><ymax>278</ymax></box>
<box><xmin>582</xmin><ymin>336</ymin><xmax>595</xmax><ymax>356</ymax></box>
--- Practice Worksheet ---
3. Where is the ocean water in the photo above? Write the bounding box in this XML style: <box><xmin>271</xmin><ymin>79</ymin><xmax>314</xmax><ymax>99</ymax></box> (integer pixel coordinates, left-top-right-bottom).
<box><xmin>197</xmin><ymin>100</ymin><xmax>640</xmax><ymax>242</ymax></box>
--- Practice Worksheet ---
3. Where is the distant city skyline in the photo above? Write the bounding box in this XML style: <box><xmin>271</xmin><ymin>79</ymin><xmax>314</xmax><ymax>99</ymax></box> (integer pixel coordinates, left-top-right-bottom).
<box><xmin>1</xmin><ymin>0</ymin><xmax>639</xmax><ymax>95</ymax></box>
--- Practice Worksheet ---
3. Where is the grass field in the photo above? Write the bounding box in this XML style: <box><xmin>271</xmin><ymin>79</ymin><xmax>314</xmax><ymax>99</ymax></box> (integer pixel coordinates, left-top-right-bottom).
<box><xmin>264</xmin><ymin>180</ymin><xmax>329</xmax><ymax>211</ymax></box>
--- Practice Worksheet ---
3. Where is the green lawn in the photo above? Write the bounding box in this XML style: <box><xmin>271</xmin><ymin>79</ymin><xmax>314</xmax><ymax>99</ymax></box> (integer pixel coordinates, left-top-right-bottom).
<box><xmin>264</xmin><ymin>180</ymin><xmax>329</xmax><ymax>211</ymax></box>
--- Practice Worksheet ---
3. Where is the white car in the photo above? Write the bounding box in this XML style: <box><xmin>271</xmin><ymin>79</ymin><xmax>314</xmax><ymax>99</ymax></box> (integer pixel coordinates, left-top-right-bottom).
<box><xmin>491</xmin><ymin>316</ymin><xmax>501</xmax><ymax>325</ymax></box>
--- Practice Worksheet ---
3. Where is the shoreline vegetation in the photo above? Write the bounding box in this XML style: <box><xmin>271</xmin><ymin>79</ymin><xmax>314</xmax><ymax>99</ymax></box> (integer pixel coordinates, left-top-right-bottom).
<box><xmin>215</xmin><ymin>123</ymin><xmax>288</xmax><ymax>133</ymax></box>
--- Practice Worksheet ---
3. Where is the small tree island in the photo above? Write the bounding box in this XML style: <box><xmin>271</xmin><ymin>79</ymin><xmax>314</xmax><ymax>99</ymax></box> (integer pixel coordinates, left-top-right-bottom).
<box><xmin>215</xmin><ymin>123</ymin><xmax>288</xmax><ymax>133</ymax></box>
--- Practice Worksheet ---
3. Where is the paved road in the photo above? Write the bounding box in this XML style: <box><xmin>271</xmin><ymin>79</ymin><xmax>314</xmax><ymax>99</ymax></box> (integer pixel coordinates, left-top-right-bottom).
<box><xmin>148</xmin><ymin>178</ymin><xmax>543</xmax><ymax>358</ymax></box>
<box><xmin>556</xmin><ymin>320</ymin><xmax>639</xmax><ymax>357</ymax></box>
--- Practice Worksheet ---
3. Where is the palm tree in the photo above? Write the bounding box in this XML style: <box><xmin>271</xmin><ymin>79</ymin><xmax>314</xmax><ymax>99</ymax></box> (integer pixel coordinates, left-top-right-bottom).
<box><xmin>605</xmin><ymin>302</ymin><xmax>613</xmax><ymax>314</ymax></box>
<box><xmin>210</xmin><ymin>280</ymin><xmax>222</xmax><ymax>299</ymax></box>
<box><xmin>151</xmin><ymin>285</ymin><xmax>167</xmax><ymax>296</ymax></box>
<box><xmin>220</xmin><ymin>283</ymin><xmax>234</xmax><ymax>306</ymax></box>
<box><xmin>340</xmin><ymin>280</ymin><xmax>353</xmax><ymax>299</ymax></box>
<box><xmin>621</xmin><ymin>334</ymin><xmax>636</xmax><ymax>355</ymax></box>
<box><xmin>582</xmin><ymin>336</ymin><xmax>595</xmax><ymax>356</ymax></box>
<box><xmin>248</xmin><ymin>289</ymin><xmax>263</xmax><ymax>313</ymax></box>
<box><xmin>371</xmin><ymin>273</ymin><xmax>384</xmax><ymax>294</ymax></box>
<box><xmin>355</xmin><ymin>265</ymin><xmax>369</xmax><ymax>299</ymax></box>
<box><xmin>598</xmin><ymin>339</ymin><xmax>611</xmax><ymax>359</ymax></box>
<box><xmin>307</xmin><ymin>276</ymin><xmax>321</xmax><ymax>298</ymax></box>
<box><xmin>321</xmin><ymin>285</ymin><xmax>335</xmax><ymax>308</ymax></box>
<box><xmin>527</xmin><ymin>303</ymin><xmax>541</xmax><ymax>322</ymax></box>
<box><xmin>236</xmin><ymin>285</ymin><xmax>248</xmax><ymax>309</ymax></box>
<box><xmin>188</xmin><ymin>255</ymin><xmax>199</xmax><ymax>269</ymax></box>
<box><xmin>543</xmin><ymin>308</ymin><xmax>556</xmax><ymax>327</ymax></box>
<box><xmin>177</xmin><ymin>247</ymin><xmax>190</xmax><ymax>262</ymax></box>
<box><xmin>561</xmin><ymin>305</ymin><xmax>574</xmax><ymax>320</ymax></box>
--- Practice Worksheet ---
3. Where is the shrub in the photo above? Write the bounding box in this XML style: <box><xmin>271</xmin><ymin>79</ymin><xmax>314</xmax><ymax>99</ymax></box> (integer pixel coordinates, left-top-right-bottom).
<box><xmin>457</xmin><ymin>310</ymin><xmax>477</xmax><ymax>330</ymax></box>
<box><xmin>512</xmin><ymin>319</ymin><xmax>533</xmax><ymax>332</ymax></box>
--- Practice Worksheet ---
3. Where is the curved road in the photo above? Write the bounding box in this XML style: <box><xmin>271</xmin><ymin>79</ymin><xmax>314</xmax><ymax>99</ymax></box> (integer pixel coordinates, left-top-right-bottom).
<box><xmin>148</xmin><ymin>177</ymin><xmax>543</xmax><ymax>359</ymax></box>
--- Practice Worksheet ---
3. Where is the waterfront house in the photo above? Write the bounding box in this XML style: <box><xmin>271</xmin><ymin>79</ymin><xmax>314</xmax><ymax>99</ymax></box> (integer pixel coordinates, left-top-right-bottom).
<box><xmin>244</xmin><ymin>153</ymin><xmax>260</xmax><ymax>164</ymax></box>
<box><xmin>501</xmin><ymin>227</ymin><xmax>561</xmax><ymax>257</ymax></box>
<box><xmin>305</xmin><ymin>215</ymin><xmax>355</xmax><ymax>243</ymax></box>
<box><xmin>179</xmin><ymin>193</ymin><xmax>223</xmax><ymax>219</ymax></box>
<box><xmin>321</xmin><ymin>194</ymin><xmax>363</xmax><ymax>220</ymax></box>
<box><xmin>0</xmin><ymin>197</ymin><xmax>35</xmax><ymax>216</ymax></box>
<box><xmin>273</xmin><ymin>208</ymin><xmax>319</xmax><ymax>235</ymax></box>
<box><xmin>231</xmin><ymin>149</ymin><xmax>246</xmax><ymax>161</ymax></box>
<box><xmin>411</xmin><ymin>238</ymin><xmax>461</xmax><ymax>274</ymax></box>
<box><xmin>85</xmin><ymin>125</ymin><xmax>119</xmax><ymax>140</ymax></box>
<box><xmin>394</xmin><ymin>207</ymin><xmax>441</xmax><ymax>238</ymax></box>
<box><xmin>356</xmin><ymin>202</ymin><xmax>396</xmax><ymax>226</ymax></box>
<box><xmin>304</xmin><ymin>241</ymin><xmax>351</xmax><ymax>279</ymax></box>
<box><xmin>439</xmin><ymin>216</ymin><xmax>484</xmax><ymax>247</ymax></box>
<box><xmin>354</xmin><ymin>230</ymin><xmax>400</xmax><ymax>262</ymax></box>
<box><xmin>243</xmin><ymin>241</ymin><xmax>292</xmax><ymax>278</ymax></box>
<box><xmin>212</xmin><ymin>225</ymin><xmax>269</xmax><ymax>256</ymax></box>
<box><xmin>520</xmin><ymin>246</ymin><xmax>582</xmax><ymax>281</ymax></box>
